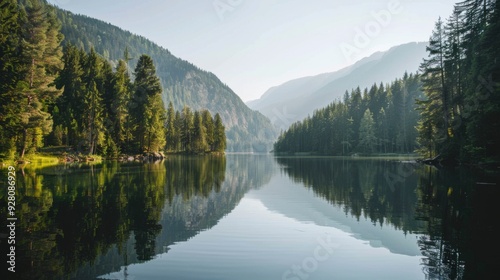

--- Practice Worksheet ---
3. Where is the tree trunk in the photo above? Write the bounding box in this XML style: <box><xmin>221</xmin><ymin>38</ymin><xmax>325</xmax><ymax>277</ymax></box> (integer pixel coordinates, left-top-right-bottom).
<box><xmin>20</xmin><ymin>128</ymin><xmax>27</xmax><ymax>159</ymax></box>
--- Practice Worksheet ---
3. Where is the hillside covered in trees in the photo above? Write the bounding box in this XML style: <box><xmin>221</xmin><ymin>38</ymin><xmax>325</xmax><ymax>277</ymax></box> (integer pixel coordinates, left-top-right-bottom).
<box><xmin>0</xmin><ymin>0</ymin><xmax>226</xmax><ymax>159</ymax></box>
<box><xmin>275</xmin><ymin>0</ymin><xmax>500</xmax><ymax>164</ymax></box>
<box><xmin>274</xmin><ymin>73</ymin><xmax>422</xmax><ymax>155</ymax></box>
<box><xmin>52</xmin><ymin>2</ymin><xmax>277</xmax><ymax>152</ymax></box>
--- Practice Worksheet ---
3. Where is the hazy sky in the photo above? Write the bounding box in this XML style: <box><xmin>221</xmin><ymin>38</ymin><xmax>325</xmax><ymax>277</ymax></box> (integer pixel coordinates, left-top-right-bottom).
<box><xmin>47</xmin><ymin>0</ymin><xmax>458</xmax><ymax>102</ymax></box>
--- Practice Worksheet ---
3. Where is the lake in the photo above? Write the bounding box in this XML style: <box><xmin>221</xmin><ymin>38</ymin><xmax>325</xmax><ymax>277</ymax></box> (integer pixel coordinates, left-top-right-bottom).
<box><xmin>1</xmin><ymin>155</ymin><xmax>497</xmax><ymax>279</ymax></box>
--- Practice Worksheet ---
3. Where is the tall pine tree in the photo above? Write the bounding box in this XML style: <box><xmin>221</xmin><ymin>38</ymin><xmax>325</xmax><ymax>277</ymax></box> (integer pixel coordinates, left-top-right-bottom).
<box><xmin>15</xmin><ymin>0</ymin><xmax>63</xmax><ymax>158</ymax></box>
<box><xmin>213</xmin><ymin>113</ymin><xmax>226</xmax><ymax>153</ymax></box>
<box><xmin>131</xmin><ymin>54</ymin><xmax>165</xmax><ymax>153</ymax></box>
<box><xmin>0</xmin><ymin>0</ymin><xmax>24</xmax><ymax>158</ymax></box>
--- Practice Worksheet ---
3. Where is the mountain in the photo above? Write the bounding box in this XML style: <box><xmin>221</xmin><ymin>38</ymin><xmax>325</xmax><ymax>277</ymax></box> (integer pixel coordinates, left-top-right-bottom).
<box><xmin>247</xmin><ymin>42</ymin><xmax>427</xmax><ymax>130</ymax></box>
<box><xmin>53</xmin><ymin>6</ymin><xmax>277</xmax><ymax>152</ymax></box>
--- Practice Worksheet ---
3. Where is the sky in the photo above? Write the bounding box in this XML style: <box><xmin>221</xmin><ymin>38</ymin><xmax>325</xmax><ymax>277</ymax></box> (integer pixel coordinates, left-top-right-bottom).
<box><xmin>47</xmin><ymin>0</ymin><xmax>458</xmax><ymax>102</ymax></box>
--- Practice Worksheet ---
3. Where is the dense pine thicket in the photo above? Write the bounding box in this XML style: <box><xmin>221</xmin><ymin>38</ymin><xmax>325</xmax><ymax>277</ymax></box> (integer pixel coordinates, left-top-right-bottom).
<box><xmin>274</xmin><ymin>73</ymin><xmax>422</xmax><ymax>155</ymax></box>
<box><xmin>54</xmin><ymin>46</ymin><xmax>226</xmax><ymax>156</ymax></box>
<box><xmin>276</xmin><ymin>0</ymin><xmax>500</xmax><ymax>163</ymax></box>
<box><xmin>416</xmin><ymin>0</ymin><xmax>500</xmax><ymax>163</ymax></box>
<box><xmin>1</xmin><ymin>0</ymin><xmax>63</xmax><ymax>159</ymax></box>
<box><xmin>0</xmin><ymin>0</ymin><xmax>225</xmax><ymax>159</ymax></box>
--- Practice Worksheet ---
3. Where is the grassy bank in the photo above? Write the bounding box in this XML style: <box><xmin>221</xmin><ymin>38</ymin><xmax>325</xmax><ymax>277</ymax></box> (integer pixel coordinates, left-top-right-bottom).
<box><xmin>1</xmin><ymin>153</ymin><xmax>60</xmax><ymax>169</ymax></box>
<box><xmin>1</xmin><ymin>146</ymin><xmax>104</xmax><ymax>169</ymax></box>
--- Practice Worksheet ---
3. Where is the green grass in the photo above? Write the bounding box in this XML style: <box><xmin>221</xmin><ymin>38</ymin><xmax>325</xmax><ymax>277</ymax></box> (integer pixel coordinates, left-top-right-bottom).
<box><xmin>22</xmin><ymin>153</ymin><xmax>62</xmax><ymax>169</ymax></box>
<box><xmin>1</xmin><ymin>145</ymin><xmax>104</xmax><ymax>170</ymax></box>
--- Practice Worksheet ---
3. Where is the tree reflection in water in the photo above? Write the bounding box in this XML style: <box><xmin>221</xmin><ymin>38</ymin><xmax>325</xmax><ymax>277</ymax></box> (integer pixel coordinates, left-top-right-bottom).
<box><xmin>0</xmin><ymin>156</ymin><xmax>230</xmax><ymax>279</ymax></box>
<box><xmin>275</xmin><ymin>156</ymin><xmax>498</xmax><ymax>280</ymax></box>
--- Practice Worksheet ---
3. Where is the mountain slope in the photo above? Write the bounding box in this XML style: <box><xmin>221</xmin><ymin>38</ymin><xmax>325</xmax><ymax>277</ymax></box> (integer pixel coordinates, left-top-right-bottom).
<box><xmin>53</xmin><ymin>8</ymin><xmax>277</xmax><ymax>152</ymax></box>
<box><xmin>248</xmin><ymin>42</ymin><xmax>427</xmax><ymax>130</ymax></box>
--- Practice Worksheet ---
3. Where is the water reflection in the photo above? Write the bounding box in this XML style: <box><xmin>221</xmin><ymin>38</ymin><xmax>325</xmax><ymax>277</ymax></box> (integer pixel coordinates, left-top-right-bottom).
<box><xmin>275</xmin><ymin>156</ymin><xmax>499</xmax><ymax>280</ymax></box>
<box><xmin>1</xmin><ymin>155</ymin><xmax>497</xmax><ymax>279</ymax></box>
<box><xmin>415</xmin><ymin>166</ymin><xmax>498</xmax><ymax>280</ymax></box>
<box><xmin>0</xmin><ymin>161</ymin><xmax>167</xmax><ymax>279</ymax></box>
<box><xmin>0</xmin><ymin>155</ymin><xmax>274</xmax><ymax>280</ymax></box>
<box><xmin>275</xmin><ymin>157</ymin><xmax>425</xmax><ymax>232</ymax></box>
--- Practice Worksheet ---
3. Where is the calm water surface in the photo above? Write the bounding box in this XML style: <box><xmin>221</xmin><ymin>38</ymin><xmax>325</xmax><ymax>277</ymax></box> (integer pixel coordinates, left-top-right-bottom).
<box><xmin>1</xmin><ymin>155</ymin><xmax>497</xmax><ymax>279</ymax></box>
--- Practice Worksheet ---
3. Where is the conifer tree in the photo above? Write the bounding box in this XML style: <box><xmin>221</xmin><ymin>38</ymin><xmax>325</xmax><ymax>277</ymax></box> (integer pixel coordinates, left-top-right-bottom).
<box><xmin>110</xmin><ymin>59</ymin><xmax>132</xmax><ymax>151</ymax></box>
<box><xmin>0</xmin><ymin>0</ymin><xmax>24</xmax><ymax>158</ymax></box>
<box><xmin>131</xmin><ymin>54</ymin><xmax>165</xmax><ymax>153</ymax></box>
<box><xmin>144</xmin><ymin>93</ymin><xmax>166</xmax><ymax>152</ymax></box>
<box><xmin>359</xmin><ymin>109</ymin><xmax>376</xmax><ymax>153</ymax></box>
<box><xmin>180</xmin><ymin>106</ymin><xmax>193</xmax><ymax>153</ymax></box>
<box><xmin>54</xmin><ymin>44</ymin><xmax>84</xmax><ymax>146</ymax></box>
<box><xmin>377</xmin><ymin>107</ymin><xmax>389</xmax><ymax>153</ymax></box>
<box><xmin>17</xmin><ymin>0</ymin><xmax>63</xmax><ymax>157</ymax></box>
<box><xmin>202</xmin><ymin>110</ymin><xmax>215</xmax><ymax>150</ymax></box>
<box><xmin>165</xmin><ymin>102</ymin><xmax>178</xmax><ymax>152</ymax></box>
<box><xmin>192</xmin><ymin>111</ymin><xmax>208</xmax><ymax>153</ymax></box>
<box><xmin>418</xmin><ymin>18</ymin><xmax>449</xmax><ymax>156</ymax></box>
<box><xmin>213</xmin><ymin>113</ymin><xmax>226</xmax><ymax>152</ymax></box>
<box><xmin>174</xmin><ymin>110</ymin><xmax>183</xmax><ymax>149</ymax></box>
<box><xmin>81</xmin><ymin>48</ymin><xmax>109</xmax><ymax>155</ymax></box>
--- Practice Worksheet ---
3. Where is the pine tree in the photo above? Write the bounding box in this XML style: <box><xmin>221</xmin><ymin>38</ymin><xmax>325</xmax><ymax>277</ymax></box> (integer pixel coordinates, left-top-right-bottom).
<box><xmin>110</xmin><ymin>59</ymin><xmax>132</xmax><ymax>151</ymax></box>
<box><xmin>463</xmin><ymin>0</ymin><xmax>500</xmax><ymax>160</ymax></box>
<box><xmin>180</xmin><ymin>106</ymin><xmax>193</xmax><ymax>153</ymax></box>
<box><xmin>192</xmin><ymin>111</ymin><xmax>208</xmax><ymax>153</ymax></box>
<box><xmin>17</xmin><ymin>0</ymin><xmax>63</xmax><ymax>158</ymax></box>
<box><xmin>174</xmin><ymin>110</ymin><xmax>182</xmax><ymax>151</ymax></box>
<box><xmin>144</xmin><ymin>92</ymin><xmax>166</xmax><ymax>152</ymax></box>
<box><xmin>377</xmin><ymin>107</ymin><xmax>389</xmax><ymax>153</ymax></box>
<box><xmin>359</xmin><ymin>109</ymin><xmax>377</xmax><ymax>154</ymax></box>
<box><xmin>201</xmin><ymin>110</ymin><xmax>215</xmax><ymax>150</ymax></box>
<box><xmin>213</xmin><ymin>113</ymin><xmax>226</xmax><ymax>152</ymax></box>
<box><xmin>81</xmin><ymin>48</ymin><xmax>108</xmax><ymax>155</ymax></box>
<box><xmin>418</xmin><ymin>18</ymin><xmax>449</xmax><ymax>157</ymax></box>
<box><xmin>54</xmin><ymin>44</ymin><xmax>85</xmax><ymax>146</ymax></box>
<box><xmin>131</xmin><ymin>54</ymin><xmax>165</xmax><ymax>153</ymax></box>
<box><xmin>165</xmin><ymin>102</ymin><xmax>178</xmax><ymax>152</ymax></box>
<box><xmin>0</xmin><ymin>0</ymin><xmax>24</xmax><ymax>158</ymax></box>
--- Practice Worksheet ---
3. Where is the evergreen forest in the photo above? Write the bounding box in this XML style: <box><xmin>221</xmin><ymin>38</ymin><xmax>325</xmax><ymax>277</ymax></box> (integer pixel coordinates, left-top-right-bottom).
<box><xmin>0</xmin><ymin>0</ymin><xmax>225</xmax><ymax>159</ymax></box>
<box><xmin>274</xmin><ymin>73</ymin><xmax>422</xmax><ymax>155</ymax></box>
<box><xmin>275</xmin><ymin>0</ymin><xmax>500</xmax><ymax>164</ymax></box>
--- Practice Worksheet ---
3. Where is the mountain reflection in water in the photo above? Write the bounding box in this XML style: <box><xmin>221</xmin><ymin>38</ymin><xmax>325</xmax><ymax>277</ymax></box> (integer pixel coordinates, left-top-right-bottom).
<box><xmin>0</xmin><ymin>155</ymin><xmax>496</xmax><ymax>280</ymax></box>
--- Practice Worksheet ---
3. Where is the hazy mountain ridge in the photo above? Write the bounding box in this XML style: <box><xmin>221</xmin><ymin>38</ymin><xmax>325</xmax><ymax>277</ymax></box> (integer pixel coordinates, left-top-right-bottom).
<box><xmin>53</xmin><ymin>7</ymin><xmax>277</xmax><ymax>152</ymax></box>
<box><xmin>248</xmin><ymin>42</ymin><xmax>427</xmax><ymax>130</ymax></box>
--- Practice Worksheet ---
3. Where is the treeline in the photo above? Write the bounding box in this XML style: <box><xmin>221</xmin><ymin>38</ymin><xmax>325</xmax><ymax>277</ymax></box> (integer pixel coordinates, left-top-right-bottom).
<box><xmin>53</xmin><ymin>2</ymin><xmax>278</xmax><ymax>152</ymax></box>
<box><xmin>55</xmin><ymin>46</ymin><xmax>225</xmax><ymax>155</ymax></box>
<box><xmin>164</xmin><ymin>103</ymin><xmax>226</xmax><ymax>154</ymax></box>
<box><xmin>416</xmin><ymin>0</ymin><xmax>500</xmax><ymax>163</ymax></box>
<box><xmin>275</xmin><ymin>1</ymin><xmax>500</xmax><ymax>162</ymax></box>
<box><xmin>0</xmin><ymin>0</ymin><xmax>225</xmax><ymax>159</ymax></box>
<box><xmin>274</xmin><ymin>73</ymin><xmax>422</xmax><ymax>155</ymax></box>
<box><xmin>54</xmin><ymin>46</ymin><xmax>169</xmax><ymax>156</ymax></box>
